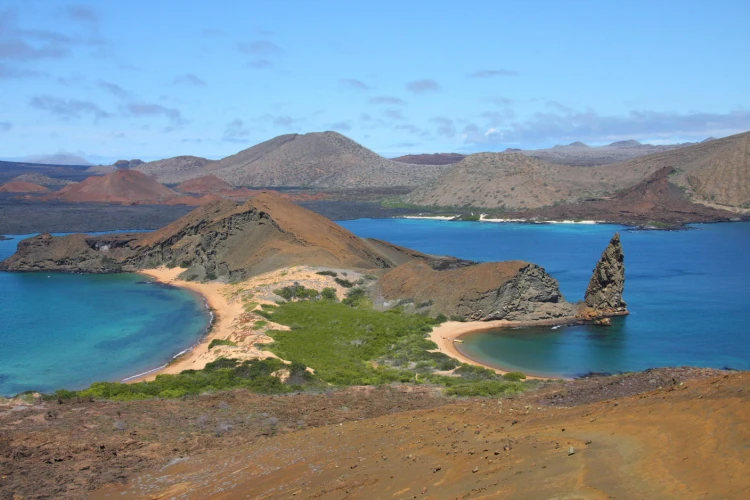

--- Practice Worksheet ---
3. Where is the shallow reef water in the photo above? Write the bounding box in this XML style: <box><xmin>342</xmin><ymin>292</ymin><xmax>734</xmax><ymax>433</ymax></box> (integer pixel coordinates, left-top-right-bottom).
<box><xmin>0</xmin><ymin>234</ymin><xmax>210</xmax><ymax>396</ymax></box>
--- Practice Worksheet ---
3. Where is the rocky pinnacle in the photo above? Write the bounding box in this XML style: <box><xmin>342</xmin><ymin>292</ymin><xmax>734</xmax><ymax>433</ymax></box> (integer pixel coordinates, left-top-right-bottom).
<box><xmin>584</xmin><ymin>233</ymin><xmax>627</xmax><ymax>313</ymax></box>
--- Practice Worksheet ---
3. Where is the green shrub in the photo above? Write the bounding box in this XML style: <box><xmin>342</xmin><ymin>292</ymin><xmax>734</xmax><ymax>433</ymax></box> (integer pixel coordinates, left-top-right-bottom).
<box><xmin>321</xmin><ymin>287</ymin><xmax>337</xmax><ymax>301</ymax></box>
<box><xmin>254</xmin><ymin>320</ymin><xmax>268</xmax><ymax>328</ymax></box>
<box><xmin>342</xmin><ymin>287</ymin><xmax>368</xmax><ymax>307</ymax></box>
<box><xmin>334</xmin><ymin>277</ymin><xmax>354</xmax><ymax>288</ymax></box>
<box><xmin>208</xmin><ymin>338</ymin><xmax>237</xmax><ymax>349</ymax></box>
<box><xmin>274</xmin><ymin>284</ymin><xmax>320</xmax><ymax>301</ymax></box>
<box><xmin>502</xmin><ymin>371</ymin><xmax>527</xmax><ymax>381</ymax></box>
<box><xmin>206</xmin><ymin>272</ymin><xmax>217</xmax><ymax>281</ymax></box>
<box><xmin>316</xmin><ymin>270</ymin><xmax>338</xmax><ymax>277</ymax></box>
<box><xmin>66</xmin><ymin>358</ymin><xmax>317</xmax><ymax>401</ymax></box>
<box><xmin>454</xmin><ymin>363</ymin><xmax>498</xmax><ymax>380</ymax></box>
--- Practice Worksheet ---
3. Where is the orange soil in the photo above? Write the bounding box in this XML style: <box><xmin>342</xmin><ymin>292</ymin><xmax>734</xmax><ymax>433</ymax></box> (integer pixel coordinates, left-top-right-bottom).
<box><xmin>92</xmin><ymin>372</ymin><xmax>750</xmax><ymax>499</ymax></box>
<box><xmin>0</xmin><ymin>180</ymin><xmax>50</xmax><ymax>193</ymax></box>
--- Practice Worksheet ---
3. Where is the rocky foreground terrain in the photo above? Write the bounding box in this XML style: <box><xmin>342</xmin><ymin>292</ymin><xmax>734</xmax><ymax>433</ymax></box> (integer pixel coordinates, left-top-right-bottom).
<box><xmin>1</xmin><ymin>368</ymin><xmax>746</xmax><ymax>499</ymax></box>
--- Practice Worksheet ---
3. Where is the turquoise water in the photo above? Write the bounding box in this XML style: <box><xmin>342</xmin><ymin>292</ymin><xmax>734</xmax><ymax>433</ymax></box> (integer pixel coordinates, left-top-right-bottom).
<box><xmin>340</xmin><ymin>219</ymin><xmax>750</xmax><ymax>377</ymax></box>
<box><xmin>0</xmin><ymin>235</ymin><xmax>210</xmax><ymax>396</ymax></box>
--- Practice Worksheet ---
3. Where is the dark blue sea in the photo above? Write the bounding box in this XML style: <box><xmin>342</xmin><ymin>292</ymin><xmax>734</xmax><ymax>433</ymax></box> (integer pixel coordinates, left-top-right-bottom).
<box><xmin>0</xmin><ymin>234</ymin><xmax>210</xmax><ymax>396</ymax></box>
<box><xmin>340</xmin><ymin>219</ymin><xmax>750</xmax><ymax>377</ymax></box>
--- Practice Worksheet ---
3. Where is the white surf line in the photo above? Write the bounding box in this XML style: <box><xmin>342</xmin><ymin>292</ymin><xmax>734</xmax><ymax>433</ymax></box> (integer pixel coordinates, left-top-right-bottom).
<box><xmin>399</xmin><ymin>215</ymin><xmax>458</xmax><ymax>220</ymax></box>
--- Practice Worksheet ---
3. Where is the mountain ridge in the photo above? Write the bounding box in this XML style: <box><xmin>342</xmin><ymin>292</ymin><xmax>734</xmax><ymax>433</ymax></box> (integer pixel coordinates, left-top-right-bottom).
<box><xmin>135</xmin><ymin>132</ymin><xmax>449</xmax><ymax>188</ymax></box>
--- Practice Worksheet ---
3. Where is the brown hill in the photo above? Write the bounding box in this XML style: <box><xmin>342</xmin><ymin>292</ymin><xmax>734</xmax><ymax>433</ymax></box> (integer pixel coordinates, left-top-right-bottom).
<box><xmin>206</xmin><ymin>131</ymin><xmax>449</xmax><ymax>188</ymax></box>
<box><xmin>0</xmin><ymin>192</ymin><xmax>431</xmax><ymax>279</ymax></box>
<box><xmin>613</xmin><ymin>131</ymin><xmax>750</xmax><ymax>208</ymax></box>
<box><xmin>12</xmin><ymin>173</ymin><xmax>72</xmax><ymax>187</ymax></box>
<box><xmin>53</xmin><ymin>170</ymin><xmax>177</xmax><ymax>203</ymax></box>
<box><xmin>407</xmin><ymin>131</ymin><xmax>750</xmax><ymax>211</ymax></box>
<box><xmin>0</xmin><ymin>180</ymin><xmax>50</xmax><ymax>193</ymax></box>
<box><xmin>523</xmin><ymin>139</ymin><xmax>696</xmax><ymax>166</ymax></box>
<box><xmin>406</xmin><ymin>152</ymin><xmax>658</xmax><ymax>209</ymax></box>
<box><xmin>503</xmin><ymin>167</ymin><xmax>737</xmax><ymax>226</ymax></box>
<box><xmin>391</xmin><ymin>153</ymin><xmax>466</xmax><ymax>165</ymax></box>
<box><xmin>134</xmin><ymin>132</ymin><xmax>449</xmax><ymax>188</ymax></box>
<box><xmin>134</xmin><ymin>155</ymin><xmax>215</xmax><ymax>184</ymax></box>
<box><xmin>175</xmin><ymin>174</ymin><xmax>232</xmax><ymax>193</ymax></box>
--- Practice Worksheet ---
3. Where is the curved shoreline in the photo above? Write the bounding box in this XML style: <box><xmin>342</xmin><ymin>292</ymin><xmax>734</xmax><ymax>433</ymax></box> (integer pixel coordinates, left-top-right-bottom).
<box><xmin>126</xmin><ymin>268</ymin><xmax>244</xmax><ymax>383</ymax></box>
<box><xmin>429</xmin><ymin>318</ymin><xmax>579</xmax><ymax>380</ymax></box>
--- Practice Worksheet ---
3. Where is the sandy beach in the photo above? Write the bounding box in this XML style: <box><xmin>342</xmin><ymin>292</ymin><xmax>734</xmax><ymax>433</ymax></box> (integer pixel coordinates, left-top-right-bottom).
<box><xmin>429</xmin><ymin>318</ymin><xmax>576</xmax><ymax>380</ymax></box>
<box><xmin>129</xmin><ymin>267</ymin><xmax>247</xmax><ymax>382</ymax></box>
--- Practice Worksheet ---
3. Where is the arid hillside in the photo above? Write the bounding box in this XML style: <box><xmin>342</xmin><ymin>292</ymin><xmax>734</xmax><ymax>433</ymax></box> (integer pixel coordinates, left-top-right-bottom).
<box><xmin>391</xmin><ymin>153</ymin><xmax>466</xmax><ymax>165</ymax></box>
<box><xmin>406</xmin><ymin>152</ymin><xmax>660</xmax><ymax>209</ymax></box>
<box><xmin>0</xmin><ymin>180</ymin><xmax>50</xmax><ymax>193</ymax></box>
<box><xmin>53</xmin><ymin>170</ymin><xmax>177</xmax><ymax>203</ymax></box>
<box><xmin>614</xmin><ymin>131</ymin><xmax>750</xmax><ymax>208</ymax></box>
<box><xmin>11</xmin><ymin>173</ymin><xmax>72</xmax><ymax>187</ymax></box>
<box><xmin>501</xmin><ymin>167</ymin><xmax>737</xmax><ymax>226</ymax></box>
<box><xmin>134</xmin><ymin>155</ymin><xmax>215</xmax><ymax>183</ymax></box>
<box><xmin>207</xmin><ymin>131</ymin><xmax>449</xmax><ymax>188</ymax></box>
<box><xmin>59</xmin><ymin>369</ymin><xmax>747</xmax><ymax>500</ymax></box>
<box><xmin>0</xmin><ymin>192</ymin><xmax>435</xmax><ymax>279</ymax></box>
<box><xmin>523</xmin><ymin>138</ymin><xmax>698</xmax><ymax>166</ymax></box>
<box><xmin>407</xmin><ymin>132</ymin><xmax>750</xmax><ymax>210</ymax></box>
<box><xmin>135</xmin><ymin>132</ymin><xmax>449</xmax><ymax>187</ymax></box>
<box><xmin>175</xmin><ymin>174</ymin><xmax>232</xmax><ymax>193</ymax></box>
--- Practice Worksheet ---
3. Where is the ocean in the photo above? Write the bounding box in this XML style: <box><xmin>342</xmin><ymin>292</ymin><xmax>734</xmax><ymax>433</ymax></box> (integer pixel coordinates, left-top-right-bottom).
<box><xmin>340</xmin><ymin>219</ymin><xmax>750</xmax><ymax>377</ymax></box>
<box><xmin>0</xmin><ymin>234</ymin><xmax>210</xmax><ymax>396</ymax></box>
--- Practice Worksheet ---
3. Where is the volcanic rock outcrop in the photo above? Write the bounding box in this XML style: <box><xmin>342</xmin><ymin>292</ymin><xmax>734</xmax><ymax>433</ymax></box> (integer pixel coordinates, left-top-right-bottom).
<box><xmin>584</xmin><ymin>233</ymin><xmax>627</xmax><ymax>314</ymax></box>
<box><xmin>377</xmin><ymin>260</ymin><xmax>575</xmax><ymax>321</ymax></box>
<box><xmin>0</xmin><ymin>192</ymin><xmax>431</xmax><ymax>280</ymax></box>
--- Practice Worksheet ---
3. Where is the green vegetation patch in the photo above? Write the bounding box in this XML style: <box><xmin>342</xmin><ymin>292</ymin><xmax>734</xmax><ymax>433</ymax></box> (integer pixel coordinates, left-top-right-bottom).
<box><xmin>274</xmin><ymin>283</ymin><xmax>321</xmax><ymax>301</ymax></box>
<box><xmin>259</xmin><ymin>301</ymin><xmax>530</xmax><ymax>397</ymax></box>
<box><xmin>50</xmin><ymin>358</ymin><xmax>317</xmax><ymax>401</ymax></box>
<box><xmin>208</xmin><ymin>338</ymin><xmax>237</xmax><ymax>349</ymax></box>
<box><xmin>316</xmin><ymin>270</ymin><xmax>338</xmax><ymax>277</ymax></box>
<box><xmin>333</xmin><ymin>277</ymin><xmax>355</xmax><ymax>288</ymax></box>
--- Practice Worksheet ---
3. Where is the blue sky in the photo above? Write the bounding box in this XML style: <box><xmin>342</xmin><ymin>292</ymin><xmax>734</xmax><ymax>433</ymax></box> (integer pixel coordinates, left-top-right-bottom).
<box><xmin>1</xmin><ymin>0</ymin><xmax>749</xmax><ymax>163</ymax></box>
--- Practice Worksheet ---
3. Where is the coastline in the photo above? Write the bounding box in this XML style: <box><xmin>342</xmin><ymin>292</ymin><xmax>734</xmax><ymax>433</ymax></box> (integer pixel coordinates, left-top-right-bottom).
<box><xmin>128</xmin><ymin>268</ymin><xmax>246</xmax><ymax>383</ymax></box>
<box><xmin>429</xmin><ymin>318</ymin><xmax>578</xmax><ymax>380</ymax></box>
